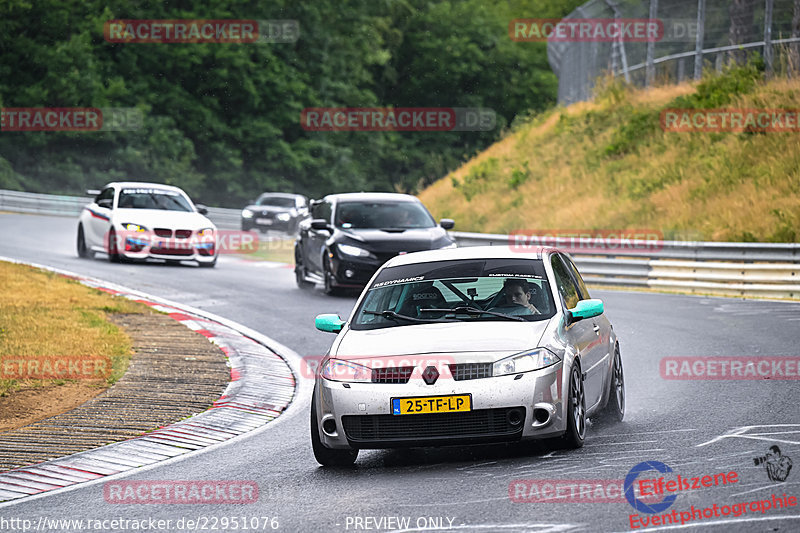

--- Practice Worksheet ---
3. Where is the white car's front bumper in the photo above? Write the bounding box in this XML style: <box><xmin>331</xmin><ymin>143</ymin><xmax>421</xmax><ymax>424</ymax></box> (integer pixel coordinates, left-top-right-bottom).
<box><xmin>314</xmin><ymin>362</ymin><xmax>566</xmax><ymax>449</ymax></box>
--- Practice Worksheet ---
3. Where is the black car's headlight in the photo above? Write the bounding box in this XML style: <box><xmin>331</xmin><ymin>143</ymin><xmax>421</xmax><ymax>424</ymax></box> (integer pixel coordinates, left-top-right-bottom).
<box><xmin>337</xmin><ymin>243</ymin><xmax>372</xmax><ymax>258</ymax></box>
<box><xmin>493</xmin><ymin>348</ymin><xmax>560</xmax><ymax>376</ymax></box>
<box><xmin>276</xmin><ymin>213</ymin><xmax>291</xmax><ymax>222</ymax></box>
<box><xmin>242</xmin><ymin>209</ymin><xmax>254</xmax><ymax>219</ymax></box>
<box><xmin>320</xmin><ymin>358</ymin><xmax>371</xmax><ymax>382</ymax></box>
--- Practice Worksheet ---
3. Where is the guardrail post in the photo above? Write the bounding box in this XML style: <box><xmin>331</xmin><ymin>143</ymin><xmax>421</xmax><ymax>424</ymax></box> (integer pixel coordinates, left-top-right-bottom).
<box><xmin>764</xmin><ymin>0</ymin><xmax>774</xmax><ymax>77</ymax></box>
<box><xmin>646</xmin><ymin>0</ymin><xmax>658</xmax><ymax>86</ymax></box>
<box><xmin>694</xmin><ymin>0</ymin><xmax>706</xmax><ymax>80</ymax></box>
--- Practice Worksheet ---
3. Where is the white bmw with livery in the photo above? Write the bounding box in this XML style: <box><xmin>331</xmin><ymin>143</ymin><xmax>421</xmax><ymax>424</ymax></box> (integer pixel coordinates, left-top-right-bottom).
<box><xmin>76</xmin><ymin>181</ymin><xmax>218</xmax><ymax>267</ymax></box>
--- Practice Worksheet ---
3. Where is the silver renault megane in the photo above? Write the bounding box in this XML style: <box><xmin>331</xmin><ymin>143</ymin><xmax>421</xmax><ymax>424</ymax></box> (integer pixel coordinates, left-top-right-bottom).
<box><xmin>311</xmin><ymin>246</ymin><xmax>625</xmax><ymax>466</ymax></box>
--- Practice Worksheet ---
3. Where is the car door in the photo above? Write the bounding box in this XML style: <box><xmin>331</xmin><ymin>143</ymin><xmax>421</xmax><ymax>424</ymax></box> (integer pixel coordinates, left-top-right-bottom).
<box><xmin>561</xmin><ymin>253</ymin><xmax>613</xmax><ymax>407</ymax></box>
<box><xmin>86</xmin><ymin>186</ymin><xmax>114</xmax><ymax>247</ymax></box>
<box><xmin>306</xmin><ymin>199</ymin><xmax>332</xmax><ymax>273</ymax></box>
<box><xmin>551</xmin><ymin>253</ymin><xmax>605</xmax><ymax>410</ymax></box>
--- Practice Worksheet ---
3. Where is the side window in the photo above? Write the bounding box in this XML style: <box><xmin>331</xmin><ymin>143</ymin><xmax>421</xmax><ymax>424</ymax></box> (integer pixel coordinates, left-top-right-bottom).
<box><xmin>96</xmin><ymin>187</ymin><xmax>114</xmax><ymax>207</ymax></box>
<box><xmin>312</xmin><ymin>200</ymin><xmax>331</xmax><ymax>222</ymax></box>
<box><xmin>550</xmin><ymin>255</ymin><xmax>580</xmax><ymax>310</ymax></box>
<box><xmin>562</xmin><ymin>254</ymin><xmax>590</xmax><ymax>300</ymax></box>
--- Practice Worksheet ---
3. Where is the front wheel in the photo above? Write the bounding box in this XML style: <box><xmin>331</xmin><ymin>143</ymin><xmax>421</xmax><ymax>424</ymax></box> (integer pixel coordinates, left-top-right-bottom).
<box><xmin>323</xmin><ymin>258</ymin><xmax>342</xmax><ymax>296</ymax></box>
<box><xmin>107</xmin><ymin>229</ymin><xmax>121</xmax><ymax>263</ymax></box>
<box><xmin>310</xmin><ymin>397</ymin><xmax>358</xmax><ymax>467</ymax></box>
<box><xmin>77</xmin><ymin>224</ymin><xmax>93</xmax><ymax>259</ymax></box>
<box><xmin>562</xmin><ymin>363</ymin><xmax>586</xmax><ymax>449</ymax></box>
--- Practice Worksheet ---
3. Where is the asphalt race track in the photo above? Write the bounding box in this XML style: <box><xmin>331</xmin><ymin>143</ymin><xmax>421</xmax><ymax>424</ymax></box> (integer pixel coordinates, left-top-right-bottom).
<box><xmin>1</xmin><ymin>212</ymin><xmax>800</xmax><ymax>532</ymax></box>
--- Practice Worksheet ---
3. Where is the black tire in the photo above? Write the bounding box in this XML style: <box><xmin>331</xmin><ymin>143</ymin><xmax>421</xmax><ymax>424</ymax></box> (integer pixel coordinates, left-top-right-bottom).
<box><xmin>294</xmin><ymin>247</ymin><xmax>314</xmax><ymax>289</ymax></box>
<box><xmin>198</xmin><ymin>257</ymin><xmax>217</xmax><ymax>268</ymax></box>
<box><xmin>323</xmin><ymin>258</ymin><xmax>342</xmax><ymax>296</ymax></box>
<box><xmin>597</xmin><ymin>346</ymin><xmax>625</xmax><ymax>423</ymax></box>
<box><xmin>77</xmin><ymin>225</ymin><xmax>93</xmax><ymax>259</ymax></box>
<box><xmin>562</xmin><ymin>362</ymin><xmax>586</xmax><ymax>449</ymax></box>
<box><xmin>107</xmin><ymin>229</ymin><xmax>121</xmax><ymax>263</ymax></box>
<box><xmin>310</xmin><ymin>396</ymin><xmax>358</xmax><ymax>467</ymax></box>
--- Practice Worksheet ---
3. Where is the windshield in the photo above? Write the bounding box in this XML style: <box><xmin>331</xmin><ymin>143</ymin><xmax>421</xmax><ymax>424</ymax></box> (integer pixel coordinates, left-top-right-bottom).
<box><xmin>257</xmin><ymin>196</ymin><xmax>296</xmax><ymax>208</ymax></box>
<box><xmin>117</xmin><ymin>188</ymin><xmax>193</xmax><ymax>212</ymax></box>
<box><xmin>352</xmin><ymin>259</ymin><xmax>555</xmax><ymax>330</ymax></box>
<box><xmin>335</xmin><ymin>201</ymin><xmax>435</xmax><ymax>229</ymax></box>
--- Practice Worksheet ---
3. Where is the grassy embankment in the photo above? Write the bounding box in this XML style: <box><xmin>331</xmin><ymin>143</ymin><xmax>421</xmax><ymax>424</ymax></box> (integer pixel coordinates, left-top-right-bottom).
<box><xmin>418</xmin><ymin>64</ymin><xmax>800</xmax><ymax>242</ymax></box>
<box><xmin>0</xmin><ymin>261</ymin><xmax>147</xmax><ymax>397</ymax></box>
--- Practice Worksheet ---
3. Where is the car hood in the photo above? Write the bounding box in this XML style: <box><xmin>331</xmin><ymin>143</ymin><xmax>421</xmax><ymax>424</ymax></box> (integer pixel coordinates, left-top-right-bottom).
<box><xmin>334</xmin><ymin>320</ymin><xmax>550</xmax><ymax>359</ymax></box>
<box><xmin>112</xmin><ymin>209</ymin><xmax>214</xmax><ymax>230</ymax></box>
<box><xmin>338</xmin><ymin>227</ymin><xmax>451</xmax><ymax>252</ymax></box>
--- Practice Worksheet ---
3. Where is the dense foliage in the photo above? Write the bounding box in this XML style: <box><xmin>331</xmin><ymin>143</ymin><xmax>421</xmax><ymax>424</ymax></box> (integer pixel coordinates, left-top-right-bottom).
<box><xmin>0</xmin><ymin>0</ymin><xmax>582</xmax><ymax>206</ymax></box>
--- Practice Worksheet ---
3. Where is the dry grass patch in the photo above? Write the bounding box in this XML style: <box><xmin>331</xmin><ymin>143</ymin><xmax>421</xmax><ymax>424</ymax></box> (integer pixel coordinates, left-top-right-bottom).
<box><xmin>0</xmin><ymin>261</ymin><xmax>149</xmax><ymax>398</ymax></box>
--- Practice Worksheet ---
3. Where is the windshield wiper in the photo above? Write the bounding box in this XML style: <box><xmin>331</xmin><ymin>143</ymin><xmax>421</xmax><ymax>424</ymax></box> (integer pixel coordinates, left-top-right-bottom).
<box><xmin>362</xmin><ymin>310</ymin><xmax>455</xmax><ymax>324</ymax></box>
<box><xmin>419</xmin><ymin>306</ymin><xmax>525</xmax><ymax>322</ymax></box>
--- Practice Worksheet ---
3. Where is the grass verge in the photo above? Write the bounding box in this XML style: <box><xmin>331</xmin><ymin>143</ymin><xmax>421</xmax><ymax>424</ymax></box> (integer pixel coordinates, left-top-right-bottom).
<box><xmin>0</xmin><ymin>261</ymin><xmax>149</xmax><ymax>397</ymax></box>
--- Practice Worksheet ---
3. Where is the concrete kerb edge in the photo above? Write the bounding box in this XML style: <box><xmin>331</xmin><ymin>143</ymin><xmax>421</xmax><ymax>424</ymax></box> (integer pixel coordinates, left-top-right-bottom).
<box><xmin>0</xmin><ymin>256</ymin><xmax>306</xmax><ymax>506</ymax></box>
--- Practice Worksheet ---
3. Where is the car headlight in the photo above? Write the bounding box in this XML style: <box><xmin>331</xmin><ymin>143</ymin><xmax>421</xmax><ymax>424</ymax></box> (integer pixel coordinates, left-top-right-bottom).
<box><xmin>337</xmin><ymin>244</ymin><xmax>371</xmax><ymax>258</ymax></box>
<box><xmin>242</xmin><ymin>209</ymin><xmax>253</xmax><ymax>219</ymax></box>
<box><xmin>121</xmin><ymin>223</ymin><xmax>147</xmax><ymax>232</ymax></box>
<box><xmin>320</xmin><ymin>358</ymin><xmax>371</xmax><ymax>382</ymax></box>
<box><xmin>276</xmin><ymin>212</ymin><xmax>291</xmax><ymax>221</ymax></box>
<box><xmin>493</xmin><ymin>348</ymin><xmax>560</xmax><ymax>376</ymax></box>
<box><xmin>197</xmin><ymin>228</ymin><xmax>214</xmax><ymax>237</ymax></box>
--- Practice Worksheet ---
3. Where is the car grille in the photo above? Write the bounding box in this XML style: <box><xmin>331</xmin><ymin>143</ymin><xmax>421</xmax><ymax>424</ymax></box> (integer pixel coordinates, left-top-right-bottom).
<box><xmin>371</xmin><ymin>367</ymin><xmax>415</xmax><ymax>384</ymax></box>
<box><xmin>449</xmin><ymin>363</ymin><xmax>493</xmax><ymax>381</ymax></box>
<box><xmin>175</xmin><ymin>229</ymin><xmax>192</xmax><ymax>239</ymax></box>
<box><xmin>150</xmin><ymin>247</ymin><xmax>194</xmax><ymax>256</ymax></box>
<box><xmin>342</xmin><ymin>407</ymin><xmax>525</xmax><ymax>443</ymax></box>
<box><xmin>154</xmin><ymin>228</ymin><xmax>172</xmax><ymax>237</ymax></box>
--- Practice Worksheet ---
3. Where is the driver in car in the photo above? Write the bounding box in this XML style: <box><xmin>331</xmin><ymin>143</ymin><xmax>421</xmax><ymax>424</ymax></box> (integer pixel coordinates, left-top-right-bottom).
<box><xmin>501</xmin><ymin>278</ymin><xmax>541</xmax><ymax>314</ymax></box>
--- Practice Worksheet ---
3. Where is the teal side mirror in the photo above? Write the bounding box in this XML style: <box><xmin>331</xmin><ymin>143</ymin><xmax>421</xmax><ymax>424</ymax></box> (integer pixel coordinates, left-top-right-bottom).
<box><xmin>569</xmin><ymin>299</ymin><xmax>604</xmax><ymax>321</ymax></box>
<box><xmin>315</xmin><ymin>313</ymin><xmax>345</xmax><ymax>333</ymax></box>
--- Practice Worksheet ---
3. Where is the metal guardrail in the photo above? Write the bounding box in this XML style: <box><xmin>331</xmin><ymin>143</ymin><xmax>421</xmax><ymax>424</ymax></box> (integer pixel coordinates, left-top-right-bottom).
<box><xmin>0</xmin><ymin>189</ymin><xmax>242</xmax><ymax>230</ymax></box>
<box><xmin>1</xmin><ymin>190</ymin><xmax>798</xmax><ymax>298</ymax></box>
<box><xmin>451</xmin><ymin>231</ymin><xmax>800</xmax><ymax>299</ymax></box>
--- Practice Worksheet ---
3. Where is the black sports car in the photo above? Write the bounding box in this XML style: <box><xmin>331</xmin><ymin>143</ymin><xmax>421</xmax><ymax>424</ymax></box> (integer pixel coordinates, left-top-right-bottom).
<box><xmin>241</xmin><ymin>193</ymin><xmax>309</xmax><ymax>234</ymax></box>
<box><xmin>294</xmin><ymin>192</ymin><xmax>455</xmax><ymax>294</ymax></box>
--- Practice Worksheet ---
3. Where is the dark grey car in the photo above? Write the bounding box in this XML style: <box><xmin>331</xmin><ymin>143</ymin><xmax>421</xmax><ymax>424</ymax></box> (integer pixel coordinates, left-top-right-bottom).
<box><xmin>241</xmin><ymin>193</ymin><xmax>309</xmax><ymax>234</ymax></box>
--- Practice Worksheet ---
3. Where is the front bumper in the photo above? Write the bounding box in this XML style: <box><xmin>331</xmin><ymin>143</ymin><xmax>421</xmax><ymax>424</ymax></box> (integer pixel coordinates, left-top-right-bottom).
<box><xmin>313</xmin><ymin>362</ymin><xmax>565</xmax><ymax>449</ymax></box>
<box><xmin>243</xmin><ymin>217</ymin><xmax>292</xmax><ymax>232</ymax></box>
<box><xmin>120</xmin><ymin>236</ymin><xmax>217</xmax><ymax>263</ymax></box>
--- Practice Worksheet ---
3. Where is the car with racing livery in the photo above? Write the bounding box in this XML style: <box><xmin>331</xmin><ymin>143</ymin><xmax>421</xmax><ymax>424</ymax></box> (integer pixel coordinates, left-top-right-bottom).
<box><xmin>76</xmin><ymin>181</ymin><xmax>218</xmax><ymax>267</ymax></box>
<box><xmin>310</xmin><ymin>245</ymin><xmax>625</xmax><ymax>466</ymax></box>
